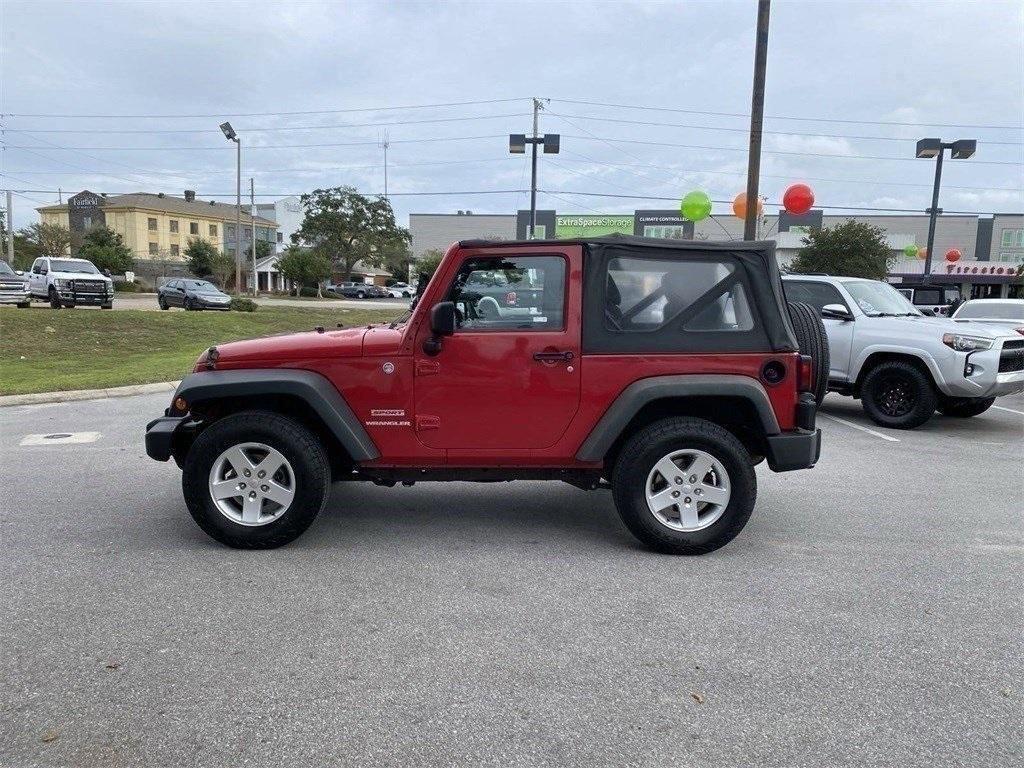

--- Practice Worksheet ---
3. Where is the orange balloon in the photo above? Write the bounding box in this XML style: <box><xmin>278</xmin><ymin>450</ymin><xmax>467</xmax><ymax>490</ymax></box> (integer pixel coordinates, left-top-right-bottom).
<box><xmin>732</xmin><ymin>192</ymin><xmax>763</xmax><ymax>219</ymax></box>
<box><xmin>917</xmin><ymin>248</ymin><xmax>928</xmax><ymax>260</ymax></box>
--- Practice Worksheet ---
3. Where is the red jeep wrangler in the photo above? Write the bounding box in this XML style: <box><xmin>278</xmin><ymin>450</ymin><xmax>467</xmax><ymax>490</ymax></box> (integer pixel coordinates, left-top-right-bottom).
<box><xmin>146</xmin><ymin>236</ymin><xmax>824</xmax><ymax>554</ymax></box>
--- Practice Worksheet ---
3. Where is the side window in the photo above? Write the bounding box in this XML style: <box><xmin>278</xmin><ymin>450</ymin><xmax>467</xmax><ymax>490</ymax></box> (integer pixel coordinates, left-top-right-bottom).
<box><xmin>605</xmin><ymin>257</ymin><xmax>745</xmax><ymax>331</ymax></box>
<box><xmin>445</xmin><ymin>255</ymin><xmax>565</xmax><ymax>331</ymax></box>
<box><xmin>785</xmin><ymin>281</ymin><xmax>847</xmax><ymax>313</ymax></box>
<box><xmin>31</xmin><ymin>259</ymin><xmax>42</xmax><ymax>274</ymax></box>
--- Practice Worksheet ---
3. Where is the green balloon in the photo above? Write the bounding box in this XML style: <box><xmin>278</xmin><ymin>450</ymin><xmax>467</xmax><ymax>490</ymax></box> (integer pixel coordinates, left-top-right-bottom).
<box><xmin>680</xmin><ymin>190</ymin><xmax>712</xmax><ymax>222</ymax></box>
<box><xmin>903</xmin><ymin>244</ymin><xmax>919</xmax><ymax>258</ymax></box>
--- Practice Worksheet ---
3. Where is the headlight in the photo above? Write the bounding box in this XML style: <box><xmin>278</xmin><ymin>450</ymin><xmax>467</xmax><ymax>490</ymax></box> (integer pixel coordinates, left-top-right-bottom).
<box><xmin>55</xmin><ymin>278</ymin><xmax>73</xmax><ymax>289</ymax></box>
<box><xmin>942</xmin><ymin>333</ymin><xmax>993</xmax><ymax>352</ymax></box>
<box><xmin>22</xmin><ymin>283</ymin><xmax>31</xmax><ymax>293</ymax></box>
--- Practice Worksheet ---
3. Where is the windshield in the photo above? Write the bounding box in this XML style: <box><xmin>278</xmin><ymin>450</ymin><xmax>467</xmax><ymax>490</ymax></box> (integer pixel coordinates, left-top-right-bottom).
<box><xmin>0</xmin><ymin>261</ymin><xmax>15</xmax><ymax>275</ymax></box>
<box><xmin>50</xmin><ymin>259</ymin><xmax>100</xmax><ymax>274</ymax></box>
<box><xmin>184</xmin><ymin>280</ymin><xmax>218</xmax><ymax>292</ymax></box>
<box><xmin>955</xmin><ymin>302</ymin><xmax>1024</xmax><ymax>321</ymax></box>
<box><xmin>845</xmin><ymin>281</ymin><xmax>921</xmax><ymax>317</ymax></box>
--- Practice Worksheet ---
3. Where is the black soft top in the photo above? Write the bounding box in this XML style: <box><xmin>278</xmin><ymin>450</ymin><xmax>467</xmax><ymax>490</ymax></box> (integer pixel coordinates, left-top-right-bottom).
<box><xmin>458</xmin><ymin>234</ymin><xmax>797</xmax><ymax>353</ymax></box>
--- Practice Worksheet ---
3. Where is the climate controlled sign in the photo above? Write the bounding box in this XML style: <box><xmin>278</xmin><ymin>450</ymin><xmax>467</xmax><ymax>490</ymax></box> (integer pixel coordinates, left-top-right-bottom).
<box><xmin>554</xmin><ymin>215</ymin><xmax>634</xmax><ymax>238</ymax></box>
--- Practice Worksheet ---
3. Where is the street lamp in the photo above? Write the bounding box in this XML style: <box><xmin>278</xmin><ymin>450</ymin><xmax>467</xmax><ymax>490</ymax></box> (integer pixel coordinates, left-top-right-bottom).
<box><xmin>916</xmin><ymin>137</ymin><xmax>976</xmax><ymax>282</ymax></box>
<box><xmin>220</xmin><ymin>121</ymin><xmax>242</xmax><ymax>293</ymax></box>
<box><xmin>509</xmin><ymin>99</ymin><xmax>560</xmax><ymax>239</ymax></box>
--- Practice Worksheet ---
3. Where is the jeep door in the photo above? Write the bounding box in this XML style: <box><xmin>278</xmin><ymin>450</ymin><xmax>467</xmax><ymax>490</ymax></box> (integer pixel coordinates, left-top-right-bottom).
<box><xmin>785</xmin><ymin>280</ymin><xmax>855</xmax><ymax>381</ymax></box>
<box><xmin>413</xmin><ymin>247</ymin><xmax>582</xmax><ymax>451</ymax></box>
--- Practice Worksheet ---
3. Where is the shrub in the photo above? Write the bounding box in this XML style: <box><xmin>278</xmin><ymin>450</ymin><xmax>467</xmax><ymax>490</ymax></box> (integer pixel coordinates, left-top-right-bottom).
<box><xmin>230</xmin><ymin>297</ymin><xmax>258</xmax><ymax>312</ymax></box>
<box><xmin>114</xmin><ymin>280</ymin><xmax>141</xmax><ymax>293</ymax></box>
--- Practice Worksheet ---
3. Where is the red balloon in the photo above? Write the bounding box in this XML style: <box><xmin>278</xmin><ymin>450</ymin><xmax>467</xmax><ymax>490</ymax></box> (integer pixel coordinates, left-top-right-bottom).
<box><xmin>783</xmin><ymin>183</ymin><xmax>814</xmax><ymax>215</ymax></box>
<box><xmin>945</xmin><ymin>248</ymin><xmax>962</xmax><ymax>262</ymax></box>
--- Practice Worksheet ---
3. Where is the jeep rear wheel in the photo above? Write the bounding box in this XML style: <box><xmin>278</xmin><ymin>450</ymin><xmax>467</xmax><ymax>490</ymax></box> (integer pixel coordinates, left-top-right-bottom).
<box><xmin>937</xmin><ymin>396</ymin><xmax>995</xmax><ymax>418</ymax></box>
<box><xmin>611</xmin><ymin>417</ymin><xmax>756</xmax><ymax>555</ymax></box>
<box><xmin>860</xmin><ymin>360</ymin><xmax>937</xmax><ymax>429</ymax></box>
<box><xmin>182</xmin><ymin>410</ymin><xmax>330</xmax><ymax>548</ymax></box>
<box><xmin>787</xmin><ymin>301</ymin><xmax>829</xmax><ymax>405</ymax></box>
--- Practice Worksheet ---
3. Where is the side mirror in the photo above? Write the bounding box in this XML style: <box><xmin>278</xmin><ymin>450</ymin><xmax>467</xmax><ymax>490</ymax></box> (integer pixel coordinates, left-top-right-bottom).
<box><xmin>921</xmin><ymin>308</ymin><xmax>936</xmax><ymax>317</ymax></box>
<box><xmin>423</xmin><ymin>301</ymin><xmax>456</xmax><ymax>356</ymax></box>
<box><xmin>15</xmin><ymin>270</ymin><xmax>24</xmax><ymax>276</ymax></box>
<box><xmin>821</xmin><ymin>303</ymin><xmax>853</xmax><ymax>321</ymax></box>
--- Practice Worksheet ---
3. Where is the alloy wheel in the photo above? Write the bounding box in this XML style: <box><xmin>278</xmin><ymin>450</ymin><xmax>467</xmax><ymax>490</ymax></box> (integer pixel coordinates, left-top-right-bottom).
<box><xmin>644</xmin><ymin>449</ymin><xmax>731</xmax><ymax>532</ymax></box>
<box><xmin>208</xmin><ymin>442</ymin><xmax>296</xmax><ymax>526</ymax></box>
<box><xmin>875</xmin><ymin>375</ymin><xmax>915</xmax><ymax>418</ymax></box>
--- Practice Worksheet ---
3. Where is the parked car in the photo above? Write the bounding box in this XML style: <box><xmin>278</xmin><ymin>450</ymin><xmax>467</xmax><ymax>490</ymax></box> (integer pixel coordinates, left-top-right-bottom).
<box><xmin>894</xmin><ymin>284</ymin><xmax>961</xmax><ymax>316</ymax></box>
<box><xmin>158</xmin><ymin>279</ymin><xmax>232</xmax><ymax>311</ymax></box>
<box><xmin>0</xmin><ymin>260</ymin><xmax>31</xmax><ymax>308</ymax></box>
<box><xmin>951</xmin><ymin>299</ymin><xmax>1024</xmax><ymax>334</ymax></box>
<box><xmin>146</xmin><ymin>236</ymin><xmax>823</xmax><ymax>554</ymax></box>
<box><xmin>784</xmin><ymin>275</ymin><xmax>1024</xmax><ymax>428</ymax></box>
<box><xmin>28</xmin><ymin>256</ymin><xmax>114</xmax><ymax>309</ymax></box>
<box><xmin>386</xmin><ymin>282</ymin><xmax>414</xmax><ymax>298</ymax></box>
<box><xmin>328</xmin><ymin>281</ymin><xmax>388</xmax><ymax>299</ymax></box>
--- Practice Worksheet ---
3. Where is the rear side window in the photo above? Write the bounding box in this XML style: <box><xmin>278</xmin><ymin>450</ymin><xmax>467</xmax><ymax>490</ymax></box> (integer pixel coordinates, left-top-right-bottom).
<box><xmin>785</xmin><ymin>281</ymin><xmax>848</xmax><ymax>313</ymax></box>
<box><xmin>912</xmin><ymin>289</ymin><xmax>942</xmax><ymax>305</ymax></box>
<box><xmin>444</xmin><ymin>255</ymin><xmax>566</xmax><ymax>331</ymax></box>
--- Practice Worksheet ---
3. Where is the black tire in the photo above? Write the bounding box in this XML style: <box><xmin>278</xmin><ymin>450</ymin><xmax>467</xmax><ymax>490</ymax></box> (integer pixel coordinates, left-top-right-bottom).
<box><xmin>17</xmin><ymin>302</ymin><xmax>30</xmax><ymax>309</ymax></box>
<box><xmin>101</xmin><ymin>303</ymin><xmax>113</xmax><ymax>310</ymax></box>
<box><xmin>860</xmin><ymin>360</ymin><xmax>937</xmax><ymax>429</ymax></box>
<box><xmin>182</xmin><ymin>411</ymin><xmax>330</xmax><ymax>549</ymax></box>
<box><xmin>937</xmin><ymin>396</ymin><xmax>995</xmax><ymax>418</ymax></box>
<box><xmin>787</xmin><ymin>301</ymin><xmax>830</xmax><ymax>406</ymax></box>
<box><xmin>356</xmin><ymin>291</ymin><xmax>366</xmax><ymax>299</ymax></box>
<box><xmin>48</xmin><ymin>287</ymin><xmax>61</xmax><ymax>309</ymax></box>
<box><xmin>159</xmin><ymin>296</ymin><xmax>169</xmax><ymax>310</ymax></box>
<box><xmin>184</xmin><ymin>297</ymin><xmax>194</xmax><ymax>311</ymax></box>
<box><xmin>611</xmin><ymin>417</ymin><xmax>756</xmax><ymax>555</ymax></box>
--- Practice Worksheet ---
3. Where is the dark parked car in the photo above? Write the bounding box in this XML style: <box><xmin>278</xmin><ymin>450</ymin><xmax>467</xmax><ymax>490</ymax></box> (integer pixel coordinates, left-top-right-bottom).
<box><xmin>158</xmin><ymin>279</ymin><xmax>232</xmax><ymax>311</ymax></box>
<box><xmin>328</xmin><ymin>281</ymin><xmax>388</xmax><ymax>299</ymax></box>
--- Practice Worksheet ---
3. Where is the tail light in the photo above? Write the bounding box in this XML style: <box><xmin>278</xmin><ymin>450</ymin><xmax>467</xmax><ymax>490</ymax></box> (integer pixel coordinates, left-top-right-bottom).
<box><xmin>1016</xmin><ymin>327</ymin><xmax>1024</xmax><ymax>336</ymax></box>
<box><xmin>797</xmin><ymin>355</ymin><xmax>814</xmax><ymax>393</ymax></box>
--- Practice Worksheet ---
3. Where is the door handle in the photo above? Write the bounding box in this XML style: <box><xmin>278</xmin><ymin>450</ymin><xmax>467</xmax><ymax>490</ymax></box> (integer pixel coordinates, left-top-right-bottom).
<box><xmin>533</xmin><ymin>350</ymin><xmax>574</xmax><ymax>363</ymax></box>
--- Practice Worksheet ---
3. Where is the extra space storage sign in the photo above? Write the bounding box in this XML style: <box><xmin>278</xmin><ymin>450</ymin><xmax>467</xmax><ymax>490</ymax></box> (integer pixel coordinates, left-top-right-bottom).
<box><xmin>554</xmin><ymin>215</ymin><xmax>634</xmax><ymax>238</ymax></box>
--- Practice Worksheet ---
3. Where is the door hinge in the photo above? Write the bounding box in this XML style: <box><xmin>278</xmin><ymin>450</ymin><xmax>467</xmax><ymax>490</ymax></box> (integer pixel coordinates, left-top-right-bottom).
<box><xmin>415</xmin><ymin>359</ymin><xmax>440</xmax><ymax>376</ymax></box>
<box><xmin>415</xmin><ymin>415</ymin><xmax>440</xmax><ymax>432</ymax></box>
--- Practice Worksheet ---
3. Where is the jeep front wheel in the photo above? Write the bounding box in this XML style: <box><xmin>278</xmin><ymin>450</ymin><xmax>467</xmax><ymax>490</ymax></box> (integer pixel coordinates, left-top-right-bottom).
<box><xmin>182</xmin><ymin>410</ymin><xmax>330</xmax><ymax>548</ymax></box>
<box><xmin>860</xmin><ymin>360</ymin><xmax>937</xmax><ymax>429</ymax></box>
<box><xmin>611</xmin><ymin>417</ymin><xmax>756</xmax><ymax>555</ymax></box>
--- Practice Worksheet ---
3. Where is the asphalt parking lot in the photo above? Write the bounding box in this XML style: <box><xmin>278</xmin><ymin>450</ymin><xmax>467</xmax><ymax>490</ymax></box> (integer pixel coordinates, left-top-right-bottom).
<box><xmin>1</xmin><ymin>392</ymin><xmax>1021</xmax><ymax>767</ymax></box>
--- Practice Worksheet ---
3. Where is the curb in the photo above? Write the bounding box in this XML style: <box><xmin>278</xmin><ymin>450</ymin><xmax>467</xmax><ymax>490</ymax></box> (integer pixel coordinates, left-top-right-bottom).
<box><xmin>0</xmin><ymin>381</ymin><xmax>180</xmax><ymax>408</ymax></box>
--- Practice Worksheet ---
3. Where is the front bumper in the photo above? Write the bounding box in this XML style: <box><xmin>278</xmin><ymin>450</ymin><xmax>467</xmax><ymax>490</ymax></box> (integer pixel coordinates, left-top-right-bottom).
<box><xmin>940</xmin><ymin>343</ymin><xmax>1024</xmax><ymax>398</ymax></box>
<box><xmin>194</xmin><ymin>298</ymin><xmax>232</xmax><ymax>310</ymax></box>
<box><xmin>57</xmin><ymin>289</ymin><xmax>113</xmax><ymax>305</ymax></box>
<box><xmin>0</xmin><ymin>290</ymin><xmax>30</xmax><ymax>304</ymax></box>
<box><xmin>145</xmin><ymin>415</ymin><xmax>190</xmax><ymax>462</ymax></box>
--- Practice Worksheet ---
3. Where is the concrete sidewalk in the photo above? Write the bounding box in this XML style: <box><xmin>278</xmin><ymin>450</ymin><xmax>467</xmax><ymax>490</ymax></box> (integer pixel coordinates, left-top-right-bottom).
<box><xmin>0</xmin><ymin>380</ymin><xmax>179</xmax><ymax>407</ymax></box>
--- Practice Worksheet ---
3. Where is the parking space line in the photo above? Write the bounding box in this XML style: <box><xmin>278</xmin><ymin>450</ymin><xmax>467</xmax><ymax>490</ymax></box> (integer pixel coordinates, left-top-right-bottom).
<box><xmin>992</xmin><ymin>405</ymin><xmax>1024</xmax><ymax>416</ymax></box>
<box><xmin>818</xmin><ymin>413</ymin><xmax>900</xmax><ymax>442</ymax></box>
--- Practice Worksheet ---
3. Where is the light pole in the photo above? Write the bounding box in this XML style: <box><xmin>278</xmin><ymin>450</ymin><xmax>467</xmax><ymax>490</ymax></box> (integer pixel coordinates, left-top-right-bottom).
<box><xmin>743</xmin><ymin>0</ymin><xmax>771</xmax><ymax>241</ymax></box>
<box><xmin>915</xmin><ymin>138</ymin><xmax>976</xmax><ymax>283</ymax></box>
<box><xmin>220</xmin><ymin>121</ymin><xmax>242</xmax><ymax>293</ymax></box>
<box><xmin>509</xmin><ymin>98</ymin><xmax>560</xmax><ymax>239</ymax></box>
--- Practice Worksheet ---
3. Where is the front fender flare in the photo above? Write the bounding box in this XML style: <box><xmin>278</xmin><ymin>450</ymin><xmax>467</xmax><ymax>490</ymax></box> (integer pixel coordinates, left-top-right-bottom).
<box><xmin>851</xmin><ymin>345</ymin><xmax>946</xmax><ymax>388</ymax></box>
<box><xmin>575</xmin><ymin>374</ymin><xmax>781</xmax><ymax>462</ymax></box>
<box><xmin>174</xmin><ymin>368</ymin><xmax>380</xmax><ymax>461</ymax></box>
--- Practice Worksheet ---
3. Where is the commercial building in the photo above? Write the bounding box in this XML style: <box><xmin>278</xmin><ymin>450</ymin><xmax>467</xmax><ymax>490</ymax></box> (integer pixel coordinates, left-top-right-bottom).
<box><xmin>37</xmin><ymin>190</ymin><xmax>279</xmax><ymax>286</ymax></box>
<box><xmin>254</xmin><ymin>195</ymin><xmax>304</xmax><ymax>252</ymax></box>
<box><xmin>408</xmin><ymin>209</ymin><xmax>1022</xmax><ymax>298</ymax></box>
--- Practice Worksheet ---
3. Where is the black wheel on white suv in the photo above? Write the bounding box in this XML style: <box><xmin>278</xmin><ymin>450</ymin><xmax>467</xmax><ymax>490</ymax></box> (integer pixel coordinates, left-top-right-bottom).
<box><xmin>611</xmin><ymin>417</ymin><xmax>756</xmax><ymax>555</ymax></box>
<box><xmin>181</xmin><ymin>411</ymin><xmax>331</xmax><ymax>549</ymax></box>
<box><xmin>937</xmin><ymin>396</ymin><xmax>995</xmax><ymax>418</ymax></box>
<box><xmin>860</xmin><ymin>360</ymin><xmax>937</xmax><ymax>429</ymax></box>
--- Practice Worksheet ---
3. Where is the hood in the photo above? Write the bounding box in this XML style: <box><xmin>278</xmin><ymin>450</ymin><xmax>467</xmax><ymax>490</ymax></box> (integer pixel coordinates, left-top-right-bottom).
<box><xmin>886</xmin><ymin>314</ymin><xmax>1014</xmax><ymax>339</ymax></box>
<box><xmin>0</xmin><ymin>272</ymin><xmax>28</xmax><ymax>285</ymax></box>
<box><xmin>50</xmin><ymin>270</ymin><xmax>112</xmax><ymax>283</ymax></box>
<box><xmin>198</xmin><ymin>326</ymin><xmax>369</xmax><ymax>369</ymax></box>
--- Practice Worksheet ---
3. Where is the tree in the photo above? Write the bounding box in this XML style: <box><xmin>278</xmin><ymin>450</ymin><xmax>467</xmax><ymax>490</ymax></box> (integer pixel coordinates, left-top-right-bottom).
<box><xmin>21</xmin><ymin>223</ymin><xmax>71</xmax><ymax>259</ymax></box>
<box><xmin>293</xmin><ymin>187</ymin><xmax>411</xmax><ymax>281</ymax></box>
<box><xmin>380</xmin><ymin>241</ymin><xmax>414</xmax><ymax>283</ymax></box>
<box><xmin>413</xmin><ymin>248</ymin><xmax>445</xmax><ymax>281</ymax></box>
<box><xmin>276</xmin><ymin>245</ymin><xmax>332</xmax><ymax>296</ymax></box>
<box><xmin>185</xmin><ymin>238</ymin><xmax>219</xmax><ymax>278</ymax></box>
<box><xmin>210</xmin><ymin>251</ymin><xmax>236</xmax><ymax>289</ymax></box>
<box><xmin>788</xmin><ymin>220</ymin><xmax>893</xmax><ymax>280</ymax></box>
<box><xmin>77</xmin><ymin>225</ymin><xmax>134</xmax><ymax>273</ymax></box>
<box><xmin>244</xmin><ymin>239</ymin><xmax>273</xmax><ymax>262</ymax></box>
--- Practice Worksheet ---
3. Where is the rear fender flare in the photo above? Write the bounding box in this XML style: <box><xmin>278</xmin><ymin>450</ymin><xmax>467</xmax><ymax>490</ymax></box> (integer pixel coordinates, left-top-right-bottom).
<box><xmin>174</xmin><ymin>369</ymin><xmax>379</xmax><ymax>461</ymax></box>
<box><xmin>575</xmin><ymin>374</ymin><xmax>781</xmax><ymax>462</ymax></box>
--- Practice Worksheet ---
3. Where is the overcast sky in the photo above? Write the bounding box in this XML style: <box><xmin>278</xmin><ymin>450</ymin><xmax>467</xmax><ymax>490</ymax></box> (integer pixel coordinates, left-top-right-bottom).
<box><xmin>2</xmin><ymin>0</ymin><xmax>1021</xmax><ymax>231</ymax></box>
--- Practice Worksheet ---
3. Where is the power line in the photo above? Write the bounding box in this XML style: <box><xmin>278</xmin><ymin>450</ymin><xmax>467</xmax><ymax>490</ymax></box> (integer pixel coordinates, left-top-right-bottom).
<box><xmin>550</xmin><ymin>98</ymin><xmax>1024</xmax><ymax>132</ymax></box>
<box><xmin>2</xmin><ymin>112</ymin><xmax>527</xmax><ymax>135</ymax></box>
<box><xmin>0</xmin><ymin>134</ymin><xmax>509</xmax><ymax>151</ymax></box>
<box><xmin>2</xmin><ymin>98</ymin><xmax>531</xmax><ymax>119</ymax></box>
<box><xmin>546</xmin><ymin>111</ymin><xmax>1024</xmax><ymax>147</ymax></box>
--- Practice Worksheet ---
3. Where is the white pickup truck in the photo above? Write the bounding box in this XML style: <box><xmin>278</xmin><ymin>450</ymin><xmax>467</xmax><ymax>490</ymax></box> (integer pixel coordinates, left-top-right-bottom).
<box><xmin>783</xmin><ymin>275</ymin><xmax>1024</xmax><ymax>429</ymax></box>
<box><xmin>28</xmin><ymin>256</ymin><xmax>114</xmax><ymax>309</ymax></box>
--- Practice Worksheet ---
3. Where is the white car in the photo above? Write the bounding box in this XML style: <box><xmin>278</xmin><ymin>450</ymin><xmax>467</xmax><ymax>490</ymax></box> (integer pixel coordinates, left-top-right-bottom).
<box><xmin>28</xmin><ymin>256</ymin><xmax>114</xmax><ymax>309</ymax></box>
<box><xmin>951</xmin><ymin>298</ymin><xmax>1024</xmax><ymax>333</ymax></box>
<box><xmin>784</xmin><ymin>275</ymin><xmax>1024</xmax><ymax>429</ymax></box>
<box><xmin>386</xmin><ymin>282</ymin><xmax>414</xmax><ymax>298</ymax></box>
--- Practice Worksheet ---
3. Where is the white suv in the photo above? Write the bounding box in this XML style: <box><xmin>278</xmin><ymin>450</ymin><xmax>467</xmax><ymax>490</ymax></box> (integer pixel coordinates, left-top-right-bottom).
<box><xmin>783</xmin><ymin>275</ymin><xmax>1024</xmax><ymax>429</ymax></box>
<box><xmin>28</xmin><ymin>257</ymin><xmax>115</xmax><ymax>309</ymax></box>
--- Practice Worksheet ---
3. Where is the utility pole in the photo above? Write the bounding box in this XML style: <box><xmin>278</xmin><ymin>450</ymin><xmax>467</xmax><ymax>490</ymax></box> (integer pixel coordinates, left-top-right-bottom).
<box><xmin>5</xmin><ymin>190</ymin><xmax>14</xmax><ymax>264</ymax></box>
<box><xmin>380</xmin><ymin>131</ymin><xmax>390</xmax><ymax>200</ymax></box>
<box><xmin>58</xmin><ymin>187</ymin><xmax>63</xmax><ymax>204</ymax></box>
<box><xmin>743</xmin><ymin>0</ymin><xmax>771</xmax><ymax>241</ymax></box>
<box><xmin>508</xmin><ymin>99</ymin><xmax>559</xmax><ymax>239</ymax></box>
<box><xmin>530</xmin><ymin>98</ymin><xmax>540</xmax><ymax>238</ymax></box>
<box><xmin>250</xmin><ymin>177</ymin><xmax>257</xmax><ymax>297</ymax></box>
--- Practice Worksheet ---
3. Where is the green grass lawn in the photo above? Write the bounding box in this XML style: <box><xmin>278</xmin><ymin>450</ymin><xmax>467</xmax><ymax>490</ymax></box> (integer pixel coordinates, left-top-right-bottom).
<box><xmin>0</xmin><ymin>305</ymin><xmax>400</xmax><ymax>396</ymax></box>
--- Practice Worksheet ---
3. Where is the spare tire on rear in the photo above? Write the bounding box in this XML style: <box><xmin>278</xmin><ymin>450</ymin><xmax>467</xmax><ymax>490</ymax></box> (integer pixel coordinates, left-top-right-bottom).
<box><xmin>787</xmin><ymin>301</ymin><xmax>830</xmax><ymax>406</ymax></box>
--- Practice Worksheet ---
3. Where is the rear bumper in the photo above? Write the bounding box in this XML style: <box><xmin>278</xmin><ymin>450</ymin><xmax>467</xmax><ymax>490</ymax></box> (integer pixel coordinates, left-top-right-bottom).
<box><xmin>765</xmin><ymin>428</ymin><xmax>821</xmax><ymax>472</ymax></box>
<box><xmin>145</xmin><ymin>415</ymin><xmax>188</xmax><ymax>462</ymax></box>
